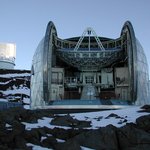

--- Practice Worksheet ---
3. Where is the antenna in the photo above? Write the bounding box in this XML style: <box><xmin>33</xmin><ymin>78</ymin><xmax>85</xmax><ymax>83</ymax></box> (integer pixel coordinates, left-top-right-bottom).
<box><xmin>74</xmin><ymin>27</ymin><xmax>105</xmax><ymax>51</ymax></box>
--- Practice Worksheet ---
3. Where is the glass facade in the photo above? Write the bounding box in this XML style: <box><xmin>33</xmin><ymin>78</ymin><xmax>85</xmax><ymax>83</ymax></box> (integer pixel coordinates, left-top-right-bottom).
<box><xmin>31</xmin><ymin>21</ymin><xmax>150</xmax><ymax>109</ymax></box>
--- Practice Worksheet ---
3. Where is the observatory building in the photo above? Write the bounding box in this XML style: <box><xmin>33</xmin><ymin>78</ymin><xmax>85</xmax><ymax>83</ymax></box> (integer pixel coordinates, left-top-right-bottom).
<box><xmin>0</xmin><ymin>43</ymin><xmax>16</xmax><ymax>69</ymax></box>
<box><xmin>31</xmin><ymin>21</ymin><xmax>150</xmax><ymax>109</ymax></box>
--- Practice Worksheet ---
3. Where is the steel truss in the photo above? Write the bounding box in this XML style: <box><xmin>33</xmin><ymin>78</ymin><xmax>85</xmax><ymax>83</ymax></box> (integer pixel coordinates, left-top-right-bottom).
<box><xmin>56</xmin><ymin>49</ymin><xmax>124</xmax><ymax>71</ymax></box>
<box><xmin>74</xmin><ymin>27</ymin><xmax>105</xmax><ymax>51</ymax></box>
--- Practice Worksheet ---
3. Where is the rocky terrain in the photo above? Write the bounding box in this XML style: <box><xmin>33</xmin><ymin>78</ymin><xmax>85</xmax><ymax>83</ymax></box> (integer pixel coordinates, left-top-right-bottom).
<box><xmin>0</xmin><ymin>105</ymin><xmax>149</xmax><ymax>150</ymax></box>
<box><xmin>0</xmin><ymin>69</ymin><xmax>150</xmax><ymax>149</ymax></box>
<box><xmin>0</xmin><ymin>69</ymin><xmax>30</xmax><ymax>108</ymax></box>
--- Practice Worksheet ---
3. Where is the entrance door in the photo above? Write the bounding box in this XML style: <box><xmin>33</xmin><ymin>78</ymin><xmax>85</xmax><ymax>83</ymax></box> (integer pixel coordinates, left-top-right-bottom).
<box><xmin>121</xmin><ymin>88</ymin><xmax>128</xmax><ymax>100</ymax></box>
<box><xmin>51</xmin><ymin>88</ymin><xmax>58</xmax><ymax>100</ymax></box>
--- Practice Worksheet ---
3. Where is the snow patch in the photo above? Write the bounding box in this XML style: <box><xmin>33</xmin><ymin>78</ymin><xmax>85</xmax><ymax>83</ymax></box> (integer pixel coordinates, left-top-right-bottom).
<box><xmin>0</xmin><ymin>98</ymin><xmax>8</xmax><ymax>102</ymax></box>
<box><xmin>22</xmin><ymin>106</ymin><xmax>150</xmax><ymax>131</ymax></box>
<box><xmin>56</xmin><ymin>138</ymin><xmax>65</xmax><ymax>143</ymax></box>
<box><xmin>70</xmin><ymin>106</ymin><xmax>149</xmax><ymax>128</ymax></box>
<box><xmin>0</xmin><ymin>73</ymin><xmax>30</xmax><ymax>78</ymax></box>
<box><xmin>22</xmin><ymin>117</ymin><xmax>71</xmax><ymax>130</ymax></box>
<box><xmin>1</xmin><ymin>87</ymin><xmax>30</xmax><ymax>96</ymax></box>
<box><xmin>26</xmin><ymin>143</ymin><xmax>51</xmax><ymax>150</ymax></box>
<box><xmin>81</xmin><ymin>146</ymin><xmax>95</xmax><ymax>150</ymax></box>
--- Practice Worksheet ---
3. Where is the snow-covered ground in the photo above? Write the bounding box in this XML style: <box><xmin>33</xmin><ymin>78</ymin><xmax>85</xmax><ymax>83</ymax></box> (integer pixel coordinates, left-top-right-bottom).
<box><xmin>1</xmin><ymin>87</ymin><xmax>30</xmax><ymax>96</ymax></box>
<box><xmin>0</xmin><ymin>71</ymin><xmax>30</xmax><ymax>107</ymax></box>
<box><xmin>27</xmin><ymin>143</ymin><xmax>51</xmax><ymax>150</ymax></box>
<box><xmin>26</xmin><ymin>143</ymin><xmax>94</xmax><ymax>150</ymax></box>
<box><xmin>22</xmin><ymin>106</ymin><xmax>149</xmax><ymax>130</ymax></box>
<box><xmin>0</xmin><ymin>73</ymin><xmax>30</xmax><ymax>78</ymax></box>
<box><xmin>22</xmin><ymin>106</ymin><xmax>149</xmax><ymax>149</ymax></box>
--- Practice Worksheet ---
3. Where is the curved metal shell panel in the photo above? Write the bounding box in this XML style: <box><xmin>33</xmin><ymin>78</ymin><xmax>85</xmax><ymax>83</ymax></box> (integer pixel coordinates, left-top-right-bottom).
<box><xmin>43</xmin><ymin>21</ymin><xmax>57</xmax><ymax>103</ymax></box>
<box><xmin>121</xmin><ymin>21</ymin><xmax>137</xmax><ymax>102</ymax></box>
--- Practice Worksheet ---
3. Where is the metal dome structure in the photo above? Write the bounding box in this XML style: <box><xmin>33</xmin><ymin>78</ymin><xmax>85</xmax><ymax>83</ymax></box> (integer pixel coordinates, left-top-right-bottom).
<box><xmin>30</xmin><ymin>21</ymin><xmax>150</xmax><ymax>109</ymax></box>
<box><xmin>0</xmin><ymin>43</ymin><xmax>16</xmax><ymax>69</ymax></box>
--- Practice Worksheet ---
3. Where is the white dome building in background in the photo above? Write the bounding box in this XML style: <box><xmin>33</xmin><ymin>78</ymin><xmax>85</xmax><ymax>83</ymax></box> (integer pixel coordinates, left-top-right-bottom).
<box><xmin>0</xmin><ymin>43</ymin><xmax>16</xmax><ymax>69</ymax></box>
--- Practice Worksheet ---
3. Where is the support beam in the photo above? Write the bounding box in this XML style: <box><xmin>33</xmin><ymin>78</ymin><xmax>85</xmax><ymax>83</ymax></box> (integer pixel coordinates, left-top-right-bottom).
<box><xmin>74</xmin><ymin>27</ymin><xmax>105</xmax><ymax>51</ymax></box>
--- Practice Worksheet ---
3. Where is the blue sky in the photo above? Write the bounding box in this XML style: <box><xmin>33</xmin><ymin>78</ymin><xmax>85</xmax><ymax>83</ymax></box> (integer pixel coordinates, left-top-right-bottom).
<box><xmin>0</xmin><ymin>0</ymin><xmax>150</xmax><ymax>72</ymax></box>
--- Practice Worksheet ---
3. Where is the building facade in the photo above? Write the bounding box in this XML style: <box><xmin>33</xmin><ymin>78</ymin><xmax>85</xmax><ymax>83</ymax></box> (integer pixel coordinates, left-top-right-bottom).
<box><xmin>31</xmin><ymin>21</ymin><xmax>150</xmax><ymax>109</ymax></box>
<box><xmin>0</xmin><ymin>43</ymin><xmax>16</xmax><ymax>69</ymax></box>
